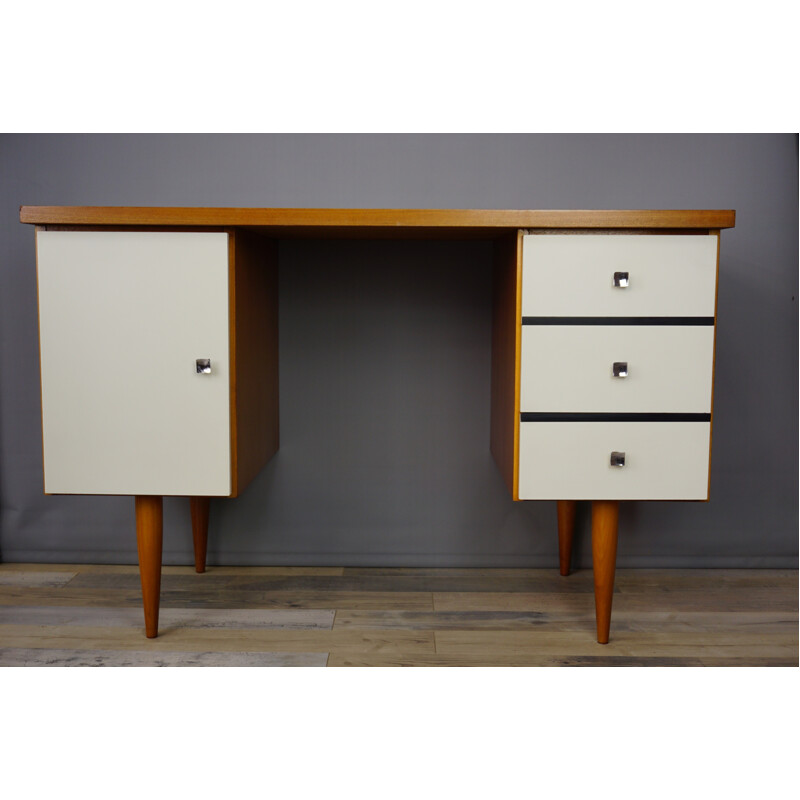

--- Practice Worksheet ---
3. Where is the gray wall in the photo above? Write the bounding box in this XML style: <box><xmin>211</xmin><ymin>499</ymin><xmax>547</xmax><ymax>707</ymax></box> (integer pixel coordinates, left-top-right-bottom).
<box><xmin>1</xmin><ymin>133</ymin><xmax>796</xmax><ymax>568</ymax></box>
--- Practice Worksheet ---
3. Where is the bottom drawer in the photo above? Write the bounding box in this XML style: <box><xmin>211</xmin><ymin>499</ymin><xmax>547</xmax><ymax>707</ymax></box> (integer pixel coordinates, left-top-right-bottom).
<box><xmin>518</xmin><ymin>422</ymin><xmax>711</xmax><ymax>500</ymax></box>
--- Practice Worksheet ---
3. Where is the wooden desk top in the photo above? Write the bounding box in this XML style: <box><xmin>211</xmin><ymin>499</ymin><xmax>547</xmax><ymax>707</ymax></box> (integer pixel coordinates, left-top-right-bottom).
<box><xmin>20</xmin><ymin>207</ymin><xmax>736</xmax><ymax>234</ymax></box>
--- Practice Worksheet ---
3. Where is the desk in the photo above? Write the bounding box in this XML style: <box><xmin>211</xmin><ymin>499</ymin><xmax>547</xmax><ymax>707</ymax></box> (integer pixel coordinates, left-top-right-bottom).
<box><xmin>20</xmin><ymin>207</ymin><xmax>736</xmax><ymax>642</ymax></box>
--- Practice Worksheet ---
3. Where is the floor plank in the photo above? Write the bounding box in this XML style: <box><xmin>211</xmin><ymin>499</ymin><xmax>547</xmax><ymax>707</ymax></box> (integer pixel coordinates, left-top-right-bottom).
<box><xmin>0</xmin><ymin>625</ymin><xmax>436</xmax><ymax>655</ymax></box>
<box><xmin>433</xmin><ymin>630</ymin><xmax>798</xmax><ymax>659</ymax></box>
<box><xmin>691</xmin><ymin>656</ymin><xmax>799</xmax><ymax>667</ymax></box>
<box><xmin>0</xmin><ymin>587</ymin><xmax>434</xmax><ymax>610</ymax></box>
<box><xmin>328</xmin><ymin>653</ymin><xmax>799</xmax><ymax>667</ymax></box>
<box><xmin>0</xmin><ymin>647</ymin><xmax>327</xmax><ymax>667</ymax></box>
<box><xmin>327</xmin><ymin>653</ymin><xmax>708</xmax><ymax>667</ymax></box>
<box><xmin>0</xmin><ymin>570</ymin><xmax>77</xmax><ymax>587</ymax></box>
<box><xmin>0</xmin><ymin>606</ymin><xmax>334</xmax><ymax>630</ymax></box>
<box><xmin>0</xmin><ymin>564</ymin><xmax>85</xmax><ymax>573</ymax></box>
<box><xmin>341</xmin><ymin>567</ymin><xmax>593</xmax><ymax>579</ymax></box>
<box><xmin>0</xmin><ymin>564</ymin><xmax>344</xmax><ymax>576</ymax></box>
<box><xmin>65</xmin><ymin>572</ymin><xmax>597</xmax><ymax>594</ymax></box>
<box><xmin>433</xmin><ymin>590</ymin><xmax>798</xmax><ymax>613</ymax></box>
<box><xmin>334</xmin><ymin>609</ymin><xmax>798</xmax><ymax>633</ymax></box>
<box><xmin>614</xmin><ymin>569</ymin><xmax>798</xmax><ymax>591</ymax></box>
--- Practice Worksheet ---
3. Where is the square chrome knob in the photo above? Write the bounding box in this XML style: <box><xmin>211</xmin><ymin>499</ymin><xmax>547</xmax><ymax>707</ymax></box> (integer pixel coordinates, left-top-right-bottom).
<box><xmin>610</xmin><ymin>451</ymin><xmax>626</xmax><ymax>468</ymax></box>
<box><xmin>613</xmin><ymin>271</ymin><xmax>629</xmax><ymax>288</ymax></box>
<box><xmin>612</xmin><ymin>361</ymin><xmax>628</xmax><ymax>378</ymax></box>
<box><xmin>196</xmin><ymin>358</ymin><xmax>211</xmax><ymax>374</ymax></box>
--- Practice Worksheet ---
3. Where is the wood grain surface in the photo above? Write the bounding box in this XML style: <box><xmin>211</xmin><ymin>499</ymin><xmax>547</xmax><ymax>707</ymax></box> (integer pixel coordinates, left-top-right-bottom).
<box><xmin>19</xmin><ymin>207</ymin><xmax>737</xmax><ymax>231</ymax></box>
<box><xmin>0</xmin><ymin>570</ymin><xmax>77</xmax><ymax>587</ymax></box>
<box><xmin>228</xmin><ymin>229</ymin><xmax>279</xmax><ymax>496</ymax></box>
<box><xmin>489</xmin><ymin>231</ymin><xmax>522</xmax><ymax>497</ymax></box>
<box><xmin>0</xmin><ymin>648</ymin><xmax>328</xmax><ymax>667</ymax></box>
<box><xmin>0</xmin><ymin>564</ymin><xmax>794</xmax><ymax>666</ymax></box>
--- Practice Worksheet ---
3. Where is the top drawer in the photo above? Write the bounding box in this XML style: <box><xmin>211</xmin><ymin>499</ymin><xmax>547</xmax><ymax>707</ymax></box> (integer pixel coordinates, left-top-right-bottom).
<box><xmin>522</xmin><ymin>234</ymin><xmax>718</xmax><ymax>318</ymax></box>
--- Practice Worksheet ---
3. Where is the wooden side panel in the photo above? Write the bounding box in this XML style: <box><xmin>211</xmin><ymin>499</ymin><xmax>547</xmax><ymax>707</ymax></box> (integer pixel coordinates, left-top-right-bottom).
<box><xmin>490</xmin><ymin>231</ymin><xmax>522</xmax><ymax>499</ymax></box>
<box><xmin>229</xmin><ymin>230</ymin><xmax>280</xmax><ymax>496</ymax></box>
<box><xmin>707</xmin><ymin>230</ymin><xmax>721</xmax><ymax>500</ymax></box>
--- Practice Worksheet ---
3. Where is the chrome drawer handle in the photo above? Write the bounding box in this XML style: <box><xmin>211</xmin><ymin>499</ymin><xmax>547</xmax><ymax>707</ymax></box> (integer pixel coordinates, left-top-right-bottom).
<box><xmin>196</xmin><ymin>358</ymin><xmax>212</xmax><ymax>374</ymax></box>
<box><xmin>613</xmin><ymin>271</ymin><xmax>629</xmax><ymax>288</ymax></box>
<box><xmin>612</xmin><ymin>361</ymin><xmax>628</xmax><ymax>378</ymax></box>
<box><xmin>610</xmin><ymin>451</ymin><xmax>626</xmax><ymax>467</ymax></box>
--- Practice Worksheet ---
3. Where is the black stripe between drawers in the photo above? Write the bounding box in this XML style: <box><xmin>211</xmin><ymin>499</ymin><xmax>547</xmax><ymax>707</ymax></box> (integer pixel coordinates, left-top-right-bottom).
<box><xmin>521</xmin><ymin>317</ymin><xmax>715</xmax><ymax>326</ymax></box>
<box><xmin>520</xmin><ymin>413</ymin><xmax>711</xmax><ymax>422</ymax></box>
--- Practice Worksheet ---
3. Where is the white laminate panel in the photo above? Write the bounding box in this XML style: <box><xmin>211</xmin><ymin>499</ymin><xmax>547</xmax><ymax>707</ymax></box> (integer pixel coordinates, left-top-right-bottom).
<box><xmin>521</xmin><ymin>234</ymin><xmax>718</xmax><ymax>317</ymax></box>
<box><xmin>37</xmin><ymin>231</ymin><xmax>231</xmax><ymax>495</ymax></box>
<box><xmin>520</xmin><ymin>325</ymin><xmax>715</xmax><ymax>413</ymax></box>
<box><xmin>518</xmin><ymin>422</ymin><xmax>711</xmax><ymax>500</ymax></box>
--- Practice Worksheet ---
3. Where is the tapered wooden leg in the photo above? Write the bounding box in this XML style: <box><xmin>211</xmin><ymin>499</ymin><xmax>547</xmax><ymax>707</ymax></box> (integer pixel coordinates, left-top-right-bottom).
<box><xmin>135</xmin><ymin>495</ymin><xmax>163</xmax><ymax>639</ymax></box>
<box><xmin>557</xmin><ymin>500</ymin><xmax>577</xmax><ymax>576</ymax></box>
<box><xmin>591</xmin><ymin>500</ymin><xmax>619</xmax><ymax>644</ymax></box>
<box><xmin>190</xmin><ymin>496</ymin><xmax>210</xmax><ymax>574</ymax></box>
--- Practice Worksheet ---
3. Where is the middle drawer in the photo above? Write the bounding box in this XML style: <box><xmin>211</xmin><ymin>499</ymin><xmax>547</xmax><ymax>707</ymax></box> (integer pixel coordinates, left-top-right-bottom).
<box><xmin>520</xmin><ymin>325</ymin><xmax>714</xmax><ymax>413</ymax></box>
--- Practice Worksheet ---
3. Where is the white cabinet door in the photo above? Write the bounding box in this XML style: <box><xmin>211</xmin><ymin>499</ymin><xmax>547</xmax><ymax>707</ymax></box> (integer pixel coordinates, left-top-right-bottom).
<box><xmin>37</xmin><ymin>231</ymin><xmax>231</xmax><ymax>495</ymax></box>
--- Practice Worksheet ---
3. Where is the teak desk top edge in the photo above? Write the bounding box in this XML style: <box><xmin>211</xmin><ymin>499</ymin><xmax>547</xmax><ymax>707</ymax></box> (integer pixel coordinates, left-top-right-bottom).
<box><xmin>19</xmin><ymin>207</ymin><xmax>736</xmax><ymax>230</ymax></box>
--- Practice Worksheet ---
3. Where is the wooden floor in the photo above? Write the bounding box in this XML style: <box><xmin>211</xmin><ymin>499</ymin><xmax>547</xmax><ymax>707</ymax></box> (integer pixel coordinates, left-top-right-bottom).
<box><xmin>0</xmin><ymin>564</ymin><xmax>796</xmax><ymax>666</ymax></box>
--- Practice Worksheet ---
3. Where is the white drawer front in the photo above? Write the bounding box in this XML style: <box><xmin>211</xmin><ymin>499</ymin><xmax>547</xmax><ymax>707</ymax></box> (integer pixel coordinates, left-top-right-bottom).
<box><xmin>520</xmin><ymin>325</ymin><xmax>715</xmax><ymax>413</ymax></box>
<box><xmin>37</xmin><ymin>231</ymin><xmax>231</xmax><ymax>496</ymax></box>
<box><xmin>518</xmin><ymin>422</ymin><xmax>710</xmax><ymax>500</ymax></box>
<box><xmin>522</xmin><ymin>234</ymin><xmax>718</xmax><ymax>317</ymax></box>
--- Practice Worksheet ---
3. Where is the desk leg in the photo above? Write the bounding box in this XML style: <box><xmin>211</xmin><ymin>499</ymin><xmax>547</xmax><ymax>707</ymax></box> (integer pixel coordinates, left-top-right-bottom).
<box><xmin>591</xmin><ymin>500</ymin><xmax>619</xmax><ymax>644</ymax></box>
<box><xmin>135</xmin><ymin>495</ymin><xmax>163</xmax><ymax>639</ymax></box>
<box><xmin>556</xmin><ymin>500</ymin><xmax>577</xmax><ymax>576</ymax></box>
<box><xmin>190</xmin><ymin>497</ymin><xmax>210</xmax><ymax>573</ymax></box>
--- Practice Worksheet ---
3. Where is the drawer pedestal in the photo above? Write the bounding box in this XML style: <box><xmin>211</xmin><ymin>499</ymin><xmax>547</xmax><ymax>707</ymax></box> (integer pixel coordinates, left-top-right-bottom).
<box><xmin>518</xmin><ymin>230</ymin><xmax>721</xmax><ymax>642</ymax></box>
